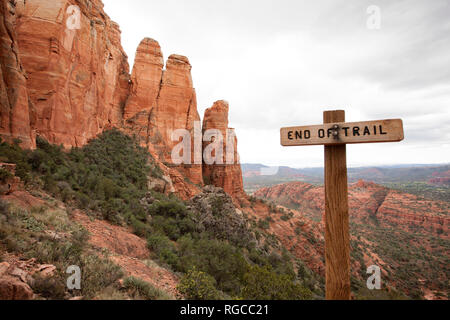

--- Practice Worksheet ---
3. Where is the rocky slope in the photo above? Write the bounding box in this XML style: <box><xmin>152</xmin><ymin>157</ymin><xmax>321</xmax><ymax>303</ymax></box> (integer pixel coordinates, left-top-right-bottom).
<box><xmin>253</xmin><ymin>181</ymin><xmax>450</xmax><ymax>299</ymax></box>
<box><xmin>71</xmin><ymin>209</ymin><xmax>180</xmax><ymax>297</ymax></box>
<box><xmin>0</xmin><ymin>188</ymin><xmax>179</xmax><ymax>299</ymax></box>
<box><xmin>0</xmin><ymin>173</ymin><xmax>301</xmax><ymax>300</ymax></box>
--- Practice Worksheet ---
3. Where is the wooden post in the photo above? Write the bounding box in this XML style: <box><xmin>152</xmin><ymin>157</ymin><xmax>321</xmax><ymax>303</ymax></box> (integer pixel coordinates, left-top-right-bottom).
<box><xmin>280</xmin><ymin>110</ymin><xmax>404</xmax><ymax>299</ymax></box>
<box><xmin>323</xmin><ymin>110</ymin><xmax>351</xmax><ymax>300</ymax></box>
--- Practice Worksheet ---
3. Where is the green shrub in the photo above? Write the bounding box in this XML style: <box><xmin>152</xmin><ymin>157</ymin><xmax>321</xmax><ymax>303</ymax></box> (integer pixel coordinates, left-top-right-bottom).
<box><xmin>31</xmin><ymin>273</ymin><xmax>67</xmax><ymax>300</ymax></box>
<box><xmin>269</xmin><ymin>250</ymin><xmax>296</xmax><ymax>278</ymax></box>
<box><xmin>177</xmin><ymin>237</ymin><xmax>248</xmax><ymax>295</ymax></box>
<box><xmin>130</xmin><ymin>216</ymin><xmax>151</xmax><ymax>237</ymax></box>
<box><xmin>248</xmin><ymin>248</ymin><xmax>270</xmax><ymax>267</ymax></box>
<box><xmin>241</xmin><ymin>265</ymin><xmax>312</xmax><ymax>300</ymax></box>
<box><xmin>0</xmin><ymin>168</ymin><xmax>13</xmax><ymax>183</ymax></box>
<box><xmin>123</xmin><ymin>276</ymin><xmax>173</xmax><ymax>300</ymax></box>
<box><xmin>147</xmin><ymin>233</ymin><xmax>179</xmax><ymax>267</ymax></box>
<box><xmin>2</xmin><ymin>130</ymin><xmax>155</xmax><ymax>226</ymax></box>
<box><xmin>148</xmin><ymin>200</ymin><xmax>190</xmax><ymax>219</ymax></box>
<box><xmin>150</xmin><ymin>165</ymin><xmax>164</xmax><ymax>179</ymax></box>
<box><xmin>0</xmin><ymin>138</ymin><xmax>32</xmax><ymax>182</ymax></box>
<box><xmin>281</xmin><ymin>212</ymin><xmax>294</xmax><ymax>221</ymax></box>
<box><xmin>257</xmin><ymin>219</ymin><xmax>270</xmax><ymax>230</ymax></box>
<box><xmin>178</xmin><ymin>267</ymin><xmax>223</xmax><ymax>300</ymax></box>
<box><xmin>211</xmin><ymin>196</ymin><xmax>225</xmax><ymax>215</ymax></box>
<box><xmin>148</xmin><ymin>200</ymin><xmax>196</xmax><ymax>241</ymax></box>
<box><xmin>79</xmin><ymin>254</ymin><xmax>124</xmax><ymax>299</ymax></box>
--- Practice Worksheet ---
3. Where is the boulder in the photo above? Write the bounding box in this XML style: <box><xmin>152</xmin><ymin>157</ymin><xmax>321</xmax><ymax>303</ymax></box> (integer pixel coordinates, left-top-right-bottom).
<box><xmin>0</xmin><ymin>262</ymin><xmax>34</xmax><ymax>300</ymax></box>
<box><xmin>189</xmin><ymin>186</ymin><xmax>255</xmax><ymax>247</ymax></box>
<box><xmin>0</xmin><ymin>276</ymin><xmax>34</xmax><ymax>300</ymax></box>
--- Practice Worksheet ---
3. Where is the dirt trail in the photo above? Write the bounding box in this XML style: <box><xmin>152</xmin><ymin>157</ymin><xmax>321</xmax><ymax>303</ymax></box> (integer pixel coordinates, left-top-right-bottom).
<box><xmin>72</xmin><ymin>210</ymin><xmax>180</xmax><ymax>297</ymax></box>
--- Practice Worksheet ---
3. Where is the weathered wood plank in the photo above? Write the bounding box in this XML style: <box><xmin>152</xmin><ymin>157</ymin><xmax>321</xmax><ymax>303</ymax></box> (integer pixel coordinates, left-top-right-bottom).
<box><xmin>281</xmin><ymin>119</ymin><xmax>404</xmax><ymax>146</ymax></box>
<box><xmin>324</xmin><ymin>110</ymin><xmax>351</xmax><ymax>300</ymax></box>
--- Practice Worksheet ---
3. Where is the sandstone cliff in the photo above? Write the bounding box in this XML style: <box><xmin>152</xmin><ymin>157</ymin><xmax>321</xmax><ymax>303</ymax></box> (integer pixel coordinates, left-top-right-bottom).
<box><xmin>148</xmin><ymin>54</ymin><xmax>202</xmax><ymax>186</ymax></box>
<box><xmin>123</xmin><ymin>38</ymin><xmax>163</xmax><ymax>146</ymax></box>
<box><xmin>123</xmin><ymin>40</ymin><xmax>203</xmax><ymax>187</ymax></box>
<box><xmin>14</xmin><ymin>0</ymin><xmax>130</xmax><ymax>148</ymax></box>
<box><xmin>202</xmin><ymin>100</ymin><xmax>247</xmax><ymax>203</ymax></box>
<box><xmin>0</xmin><ymin>0</ymin><xmax>34</xmax><ymax>148</ymax></box>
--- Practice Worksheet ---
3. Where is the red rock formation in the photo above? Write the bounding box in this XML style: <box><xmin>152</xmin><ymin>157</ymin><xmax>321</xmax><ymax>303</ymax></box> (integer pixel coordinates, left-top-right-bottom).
<box><xmin>0</xmin><ymin>256</ymin><xmax>61</xmax><ymax>300</ymax></box>
<box><xmin>124</xmin><ymin>42</ymin><xmax>203</xmax><ymax>187</ymax></box>
<box><xmin>149</xmin><ymin>54</ymin><xmax>203</xmax><ymax>186</ymax></box>
<box><xmin>0</xmin><ymin>0</ymin><xmax>249</xmax><ymax>202</ymax></box>
<box><xmin>14</xmin><ymin>0</ymin><xmax>130</xmax><ymax>148</ymax></box>
<box><xmin>202</xmin><ymin>100</ymin><xmax>247</xmax><ymax>203</ymax></box>
<box><xmin>0</xmin><ymin>0</ymin><xmax>34</xmax><ymax>148</ymax></box>
<box><xmin>124</xmin><ymin>38</ymin><xmax>163</xmax><ymax>145</ymax></box>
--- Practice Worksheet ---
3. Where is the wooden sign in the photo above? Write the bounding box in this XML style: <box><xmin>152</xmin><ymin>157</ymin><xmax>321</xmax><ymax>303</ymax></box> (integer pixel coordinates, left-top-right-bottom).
<box><xmin>280</xmin><ymin>110</ymin><xmax>404</xmax><ymax>300</ymax></box>
<box><xmin>281</xmin><ymin>119</ymin><xmax>404</xmax><ymax>146</ymax></box>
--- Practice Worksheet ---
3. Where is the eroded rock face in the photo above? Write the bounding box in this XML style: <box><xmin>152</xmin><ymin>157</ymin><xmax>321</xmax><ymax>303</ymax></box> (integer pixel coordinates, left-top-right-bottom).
<box><xmin>14</xmin><ymin>0</ymin><xmax>130</xmax><ymax>148</ymax></box>
<box><xmin>124</xmin><ymin>38</ymin><xmax>163</xmax><ymax>146</ymax></box>
<box><xmin>202</xmin><ymin>100</ymin><xmax>246</xmax><ymax>203</ymax></box>
<box><xmin>0</xmin><ymin>0</ymin><xmax>34</xmax><ymax>148</ymax></box>
<box><xmin>123</xmin><ymin>42</ymin><xmax>203</xmax><ymax>189</ymax></box>
<box><xmin>123</xmin><ymin>48</ymin><xmax>204</xmax><ymax>198</ymax></box>
<box><xmin>149</xmin><ymin>54</ymin><xmax>203</xmax><ymax>186</ymax></box>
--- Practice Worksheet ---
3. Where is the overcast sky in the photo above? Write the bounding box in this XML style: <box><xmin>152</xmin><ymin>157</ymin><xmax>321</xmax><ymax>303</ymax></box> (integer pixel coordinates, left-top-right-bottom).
<box><xmin>103</xmin><ymin>0</ymin><xmax>450</xmax><ymax>167</ymax></box>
